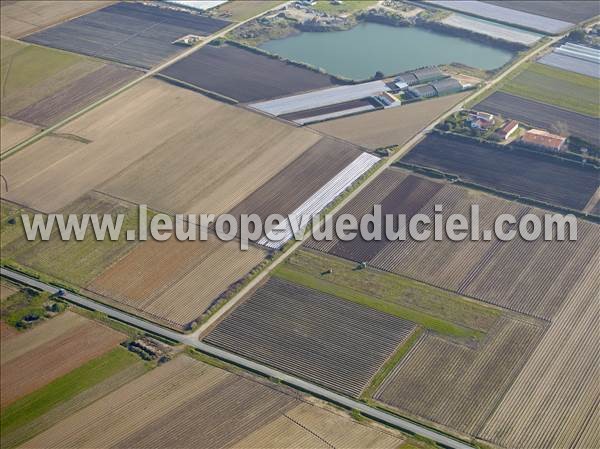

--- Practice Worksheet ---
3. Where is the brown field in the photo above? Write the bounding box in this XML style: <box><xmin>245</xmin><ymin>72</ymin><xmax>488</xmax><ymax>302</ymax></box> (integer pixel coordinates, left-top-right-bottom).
<box><xmin>0</xmin><ymin>311</ymin><xmax>124</xmax><ymax>407</ymax></box>
<box><xmin>227</xmin><ymin>137</ymin><xmax>363</xmax><ymax>221</ymax></box>
<box><xmin>479</xmin><ymin>249</ymin><xmax>600</xmax><ymax>449</ymax></box>
<box><xmin>0</xmin><ymin>281</ymin><xmax>18</xmax><ymax>301</ymax></box>
<box><xmin>0</xmin><ymin>1</ymin><xmax>114</xmax><ymax>38</ymax></box>
<box><xmin>211</xmin><ymin>1</ymin><xmax>284</xmax><ymax>21</ymax></box>
<box><xmin>311</xmin><ymin>93</ymin><xmax>469</xmax><ymax>150</ymax></box>
<box><xmin>375</xmin><ymin>316</ymin><xmax>544</xmax><ymax>436</ymax></box>
<box><xmin>308</xmin><ymin>168</ymin><xmax>600</xmax><ymax>321</ymax></box>
<box><xmin>98</xmin><ymin>86</ymin><xmax>320</xmax><ymax>216</ymax></box>
<box><xmin>0</xmin><ymin>118</ymin><xmax>38</xmax><ymax>154</ymax></box>
<box><xmin>2</xmin><ymin>79</ymin><xmax>319</xmax><ymax>214</ymax></box>
<box><xmin>24</xmin><ymin>355</ymin><xmax>402</xmax><ymax>449</ymax></box>
<box><xmin>87</xmin><ymin>235</ymin><xmax>266</xmax><ymax>330</ymax></box>
<box><xmin>0</xmin><ymin>321</ymin><xmax>18</xmax><ymax>340</ymax></box>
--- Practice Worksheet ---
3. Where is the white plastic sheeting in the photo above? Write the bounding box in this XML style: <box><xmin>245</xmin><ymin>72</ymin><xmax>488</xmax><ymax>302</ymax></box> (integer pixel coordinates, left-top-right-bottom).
<box><xmin>258</xmin><ymin>152</ymin><xmax>379</xmax><ymax>249</ymax></box>
<box><xmin>250</xmin><ymin>81</ymin><xmax>390</xmax><ymax>116</ymax></box>
<box><xmin>539</xmin><ymin>43</ymin><xmax>600</xmax><ymax>78</ymax></box>
<box><xmin>166</xmin><ymin>0</ymin><xmax>228</xmax><ymax>11</ymax></box>
<box><xmin>442</xmin><ymin>13</ymin><xmax>542</xmax><ymax>46</ymax></box>
<box><xmin>295</xmin><ymin>105</ymin><xmax>375</xmax><ymax>125</ymax></box>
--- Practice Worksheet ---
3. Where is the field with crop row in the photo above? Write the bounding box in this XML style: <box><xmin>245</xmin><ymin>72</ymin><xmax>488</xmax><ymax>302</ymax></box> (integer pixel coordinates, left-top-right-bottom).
<box><xmin>428</xmin><ymin>1</ymin><xmax>572</xmax><ymax>34</ymax></box>
<box><xmin>403</xmin><ymin>134</ymin><xmax>600</xmax><ymax>212</ymax></box>
<box><xmin>23</xmin><ymin>2</ymin><xmax>230</xmax><ymax>69</ymax></box>
<box><xmin>0</xmin><ymin>0</ymin><xmax>113</xmax><ymax>38</ymax></box>
<box><xmin>484</xmin><ymin>1</ymin><xmax>600</xmax><ymax>24</ymax></box>
<box><xmin>375</xmin><ymin>317</ymin><xmax>544</xmax><ymax>436</ymax></box>
<box><xmin>479</xmin><ymin>249</ymin><xmax>600</xmax><ymax>449</ymax></box>
<box><xmin>442</xmin><ymin>13</ymin><xmax>542</xmax><ymax>45</ymax></box>
<box><xmin>4</xmin><ymin>192</ymin><xmax>141</xmax><ymax>287</ymax></box>
<box><xmin>1</xmin><ymin>311</ymin><xmax>124</xmax><ymax>407</ymax></box>
<box><xmin>227</xmin><ymin>138</ymin><xmax>363</xmax><ymax>224</ymax></box>
<box><xmin>205</xmin><ymin>277</ymin><xmax>416</xmax><ymax>397</ymax></box>
<box><xmin>210</xmin><ymin>1</ymin><xmax>284</xmax><ymax>22</ymax></box>
<box><xmin>1</xmin><ymin>38</ymin><xmax>138</xmax><ymax>128</ymax></box>
<box><xmin>311</xmin><ymin>92</ymin><xmax>470</xmax><ymax>150</ymax></box>
<box><xmin>498</xmin><ymin>63</ymin><xmax>599</xmax><ymax>116</ymax></box>
<box><xmin>23</xmin><ymin>356</ymin><xmax>402</xmax><ymax>449</ymax></box>
<box><xmin>87</xmin><ymin>235</ymin><xmax>265</xmax><ymax>330</ymax></box>
<box><xmin>2</xmin><ymin>78</ymin><xmax>320</xmax><ymax>214</ymax></box>
<box><xmin>0</xmin><ymin>119</ymin><xmax>38</xmax><ymax>154</ymax></box>
<box><xmin>475</xmin><ymin>91</ymin><xmax>600</xmax><ymax>146</ymax></box>
<box><xmin>307</xmin><ymin>168</ymin><xmax>600</xmax><ymax>320</ymax></box>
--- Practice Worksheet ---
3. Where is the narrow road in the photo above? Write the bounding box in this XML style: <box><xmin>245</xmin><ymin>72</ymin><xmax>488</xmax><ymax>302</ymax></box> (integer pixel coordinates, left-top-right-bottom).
<box><xmin>0</xmin><ymin>1</ymin><xmax>291</xmax><ymax>160</ymax></box>
<box><xmin>0</xmin><ymin>266</ymin><xmax>473</xmax><ymax>449</ymax></box>
<box><xmin>190</xmin><ymin>32</ymin><xmax>564</xmax><ymax>340</ymax></box>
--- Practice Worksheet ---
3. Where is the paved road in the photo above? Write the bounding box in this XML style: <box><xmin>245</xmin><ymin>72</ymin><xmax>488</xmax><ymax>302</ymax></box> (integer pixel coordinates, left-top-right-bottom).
<box><xmin>0</xmin><ymin>266</ymin><xmax>473</xmax><ymax>449</ymax></box>
<box><xmin>0</xmin><ymin>1</ymin><xmax>291</xmax><ymax>160</ymax></box>
<box><xmin>191</xmin><ymin>32</ymin><xmax>563</xmax><ymax>340</ymax></box>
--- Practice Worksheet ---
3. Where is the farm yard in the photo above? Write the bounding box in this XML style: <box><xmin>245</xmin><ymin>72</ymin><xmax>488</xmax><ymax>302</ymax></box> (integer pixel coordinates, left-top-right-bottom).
<box><xmin>1</xmin><ymin>78</ymin><xmax>319</xmax><ymax>214</ymax></box>
<box><xmin>0</xmin><ymin>311</ymin><xmax>125</xmax><ymax>407</ymax></box>
<box><xmin>23</xmin><ymin>356</ymin><xmax>403</xmax><ymax>449</ymax></box>
<box><xmin>160</xmin><ymin>43</ymin><xmax>338</xmax><ymax>102</ymax></box>
<box><xmin>306</xmin><ymin>168</ymin><xmax>600</xmax><ymax>320</ymax></box>
<box><xmin>426</xmin><ymin>1</ymin><xmax>573</xmax><ymax>34</ymax></box>
<box><xmin>483</xmin><ymin>1</ymin><xmax>600</xmax><ymax>24</ymax></box>
<box><xmin>475</xmin><ymin>91</ymin><xmax>600</xmax><ymax>146</ymax></box>
<box><xmin>87</xmin><ymin>235</ymin><xmax>266</xmax><ymax>330</ymax></box>
<box><xmin>1</xmin><ymin>37</ymin><xmax>138</xmax><ymax>128</ymax></box>
<box><xmin>0</xmin><ymin>0</ymin><xmax>113</xmax><ymax>38</ymax></box>
<box><xmin>403</xmin><ymin>133</ymin><xmax>600</xmax><ymax>212</ymax></box>
<box><xmin>375</xmin><ymin>317</ymin><xmax>545</xmax><ymax>436</ymax></box>
<box><xmin>22</xmin><ymin>2</ymin><xmax>230</xmax><ymax>69</ymax></box>
<box><xmin>497</xmin><ymin>63</ymin><xmax>599</xmax><ymax>117</ymax></box>
<box><xmin>205</xmin><ymin>277</ymin><xmax>417</xmax><ymax>398</ymax></box>
<box><xmin>311</xmin><ymin>92</ymin><xmax>470</xmax><ymax>150</ymax></box>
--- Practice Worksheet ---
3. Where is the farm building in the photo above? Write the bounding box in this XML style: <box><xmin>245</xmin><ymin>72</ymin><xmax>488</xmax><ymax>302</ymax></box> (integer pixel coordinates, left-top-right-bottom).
<box><xmin>395</xmin><ymin>66</ymin><xmax>445</xmax><ymax>86</ymax></box>
<box><xmin>497</xmin><ymin>120</ymin><xmax>519</xmax><ymax>140</ymax></box>
<box><xmin>521</xmin><ymin>129</ymin><xmax>566</xmax><ymax>152</ymax></box>
<box><xmin>408</xmin><ymin>84</ymin><xmax>438</xmax><ymax>99</ymax></box>
<box><xmin>468</xmin><ymin>111</ymin><xmax>495</xmax><ymax>129</ymax></box>
<box><xmin>432</xmin><ymin>77</ymin><xmax>464</xmax><ymax>96</ymax></box>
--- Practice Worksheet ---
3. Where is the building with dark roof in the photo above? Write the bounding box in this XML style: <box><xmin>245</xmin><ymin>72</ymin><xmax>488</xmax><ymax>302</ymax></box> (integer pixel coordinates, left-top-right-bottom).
<box><xmin>408</xmin><ymin>84</ymin><xmax>437</xmax><ymax>98</ymax></box>
<box><xmin>432</xmin><ymin>78</ymin><xmax>463</xmax><ymax>96</ymax></box>
<box><xmin>412</xmin><ymin>66</ymin><xmax>445</xmax><ymax>83</ymax></box>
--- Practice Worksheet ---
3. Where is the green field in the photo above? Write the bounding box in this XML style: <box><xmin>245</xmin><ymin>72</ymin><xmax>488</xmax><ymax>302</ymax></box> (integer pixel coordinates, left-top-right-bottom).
<box><xmin>500</xmin><ymin>63</ymin><xmax>600</xmax><ymax>117</ymax></box>
<box><xmin>312</xmin><ymin>0</ymin><xmax>378</xmax><ymax>15</ymax></box>
<box><xmin>0</xmin><ymin>347</ymin><xmax>144</xmax><ymax>445</ymax></box>
<box><xmin>1</xmin><ymin>196</ymin><xmax>147</xmax><ymax>286</ymax></box>
<box><xmin>274</xmin><ymin>250</ymin><xmax>500</xmax><ymax>341</ymax></box>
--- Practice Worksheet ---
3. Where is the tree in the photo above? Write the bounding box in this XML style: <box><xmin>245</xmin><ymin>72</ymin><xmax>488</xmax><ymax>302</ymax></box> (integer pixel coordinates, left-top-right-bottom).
<box><xmin>373</xmin><ymin>70</ymin><xmax>384</xmax><ymax>80</ymax></box>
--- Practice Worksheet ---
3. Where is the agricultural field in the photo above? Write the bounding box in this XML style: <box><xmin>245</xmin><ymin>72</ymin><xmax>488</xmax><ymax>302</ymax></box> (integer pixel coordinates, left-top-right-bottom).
<box><xmin>1</xmin><ymin>78</ymin><xmax>319</xmax><ymax>214</ymax></box>
<box><xmin>0</xmin><ymin>118</ymin><xmax>37</xmax><ymax>154</ymax></box>
<box><xmin>205</xmin><ymin>277</ymin><xmax>417</xmax><ymax>397</ymax></box>
<box><xmin>227</xmin><ymin>138</ymin><xmax>364</xmax><ymax>223</ymax></box>
<box><xmin>479</xmin><ymin>249</ymin><xmax>600</xmax><ymax>449</ymax></box>
<box><xmin>484</xmin><ymin>1</ymin><xmax>600</xmax><ymax>24</ymax></box>
<box><xmin>23</xmin><ymin>2</ymin><xmax>230</xmax><ymax>69</ymax></box>
<box><xmin>160</xmin><ymin>43</ymin><xmax>338</xmax><ymax>103</ymax></box>
<box><xmin>1</xmin><ymin>38</ymin><xmax>138</xmax><ymax>128</ymax></box>
<box><xmin>375</xmin><ymin>317</ymin><xmax>545</xmax><ymax>436</ymax></box>
<box><xmin>427</xmin><ymin>0</ymin><xmax>573</xmax><ymax>34</ymax></box>
<box><xmin>0</xmin><ymin>311</ymin><xmax>124</xmax><ymax>407</ymax></box>
<box><xmin>539</xmin><ymin>43</ymin><xmax>600</xmax><ymax>79</ymax></box>
<box><xmin>211</xmin><ymin>1</ymin><xmax>285</xmax><ymax>22</ymax></box>
<box><xmin>275</xmin><ymin>249</ymin><xmax>501</xmax><ymax>342</ymax></box>
<box><xmin>87</xmin><ymin>234</ymin><xmax>266</xmax><ymax>330</ymax></box>
<box><xmin>2</xmin><ymin>193</ymin><xmax>143</xmax><ymax>287</ymax></box>
<box><xmin>306</xmin><ymin>167</ymin><xmax>600</xmax><ymax>320</ymax></box>
<box><xmin>0</xmin><ymin>0</ymin><xmax>113</xmax><ymax>38</ymax></box>
<box><xmin>498</xmin><ymin>63</ymin><xmax>599</xmax><ymax>117</ymax></box>
<box><xmin>23</xmin><ymin>355</ymin><xmax>403</xmax><ymax>449</ymax></box>
<box><xmin>311</xmin><ymin>92</ymin><xmax>470</xmax><ymax>150</ymax></box>
<box><xmin>403</xmin><ymin>133</ymin><xmax>600</xmax><ymax>212</ymax></box>
<box><xmin>442</xmin><ymin>14</ymin><xmax>542</xmax><ymax>46</ymax></box>
<box><xmin>475</xmin><ymin>91</ymin><xmax>600</xmax><ymax>146</ymax></box>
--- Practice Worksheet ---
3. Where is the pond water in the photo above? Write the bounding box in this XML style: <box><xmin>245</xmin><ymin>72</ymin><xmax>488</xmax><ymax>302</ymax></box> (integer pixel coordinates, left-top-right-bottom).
<box><xmin>260</xmin><ymin>22</ymin><xmax>514</xmax><ymax>79</ymax></box>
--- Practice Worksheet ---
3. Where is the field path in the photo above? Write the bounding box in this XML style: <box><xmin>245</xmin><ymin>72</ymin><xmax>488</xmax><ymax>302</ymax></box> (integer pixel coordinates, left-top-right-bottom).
<box><xmin>0</xmin><ymin>1</ymin><xmax>293</xmax><ymax>160</ymax></box>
